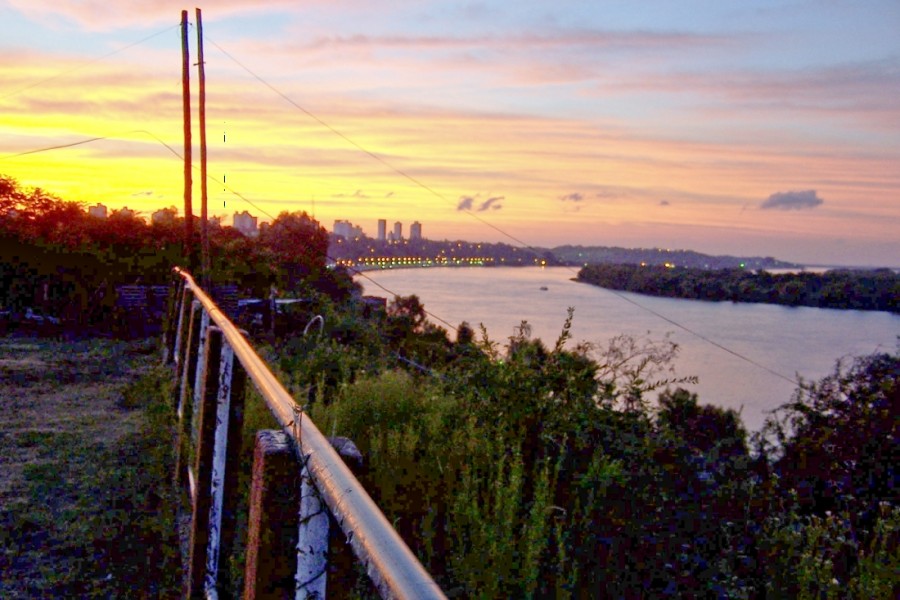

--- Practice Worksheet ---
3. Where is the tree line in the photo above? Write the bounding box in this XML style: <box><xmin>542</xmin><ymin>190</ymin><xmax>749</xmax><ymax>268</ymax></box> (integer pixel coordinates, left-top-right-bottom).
<box><xmin>0</xmin><ymin>174</ymin><xmax>354</xmax><ymax>332</ymax></box>
<box><xmin>578</xmin><ymin>263</ymin><xmax>899</xmax><ymax>313</ymax></box>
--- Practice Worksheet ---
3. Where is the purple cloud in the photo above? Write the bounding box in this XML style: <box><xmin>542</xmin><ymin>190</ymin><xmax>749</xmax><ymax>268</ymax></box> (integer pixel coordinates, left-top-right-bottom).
<box><xmin>761</xmin><ymin>190</ymin><xmax>824</xmax><ymax>210</ymax></box>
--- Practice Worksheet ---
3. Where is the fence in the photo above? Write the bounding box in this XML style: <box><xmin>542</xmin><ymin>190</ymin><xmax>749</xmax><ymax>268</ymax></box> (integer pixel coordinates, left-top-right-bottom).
<box><xmin>164</xmin><ymin>267</ymin><xmax>447</xmax><ymax>599</ymax></box>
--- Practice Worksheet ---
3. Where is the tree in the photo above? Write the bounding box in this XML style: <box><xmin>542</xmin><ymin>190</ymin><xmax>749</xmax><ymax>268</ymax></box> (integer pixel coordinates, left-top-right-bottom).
<box><xmin>259</xmin><ymin>211</ymin><xmax>328</xmax><ymax>290</ymax></box>
<box><xmin>760</xmin><ymin>348</ymin><xmax>899</xmax><ymax>516</ymax></box>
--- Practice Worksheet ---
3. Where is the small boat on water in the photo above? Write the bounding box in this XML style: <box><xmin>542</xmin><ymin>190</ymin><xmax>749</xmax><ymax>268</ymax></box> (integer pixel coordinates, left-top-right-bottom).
<box><xmin>539</xmin><ymin>286</ymin><xmax>549</xmax><ymax>291</ymax></box>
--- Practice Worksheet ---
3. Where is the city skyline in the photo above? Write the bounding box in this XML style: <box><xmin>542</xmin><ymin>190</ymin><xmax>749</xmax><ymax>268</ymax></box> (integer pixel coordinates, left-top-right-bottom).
<box><xmin>1</xmin><ymin>2</ymin><xmax>898</xmax><ymax>267</ymax></box>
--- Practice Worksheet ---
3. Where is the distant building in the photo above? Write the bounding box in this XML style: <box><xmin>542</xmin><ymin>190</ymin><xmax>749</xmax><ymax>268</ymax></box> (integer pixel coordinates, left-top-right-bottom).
<box><xmin>410</xmin><ymin>221</ymin><xmax>422</xmax><ymax>240</ymax></box>
<box><xmin>151</xmin><ymin>207</ymin><xmax>176</xmax><ymax>225</ymax></box>
<box><xmin>113</xmin><ymin>207</ymin><xmax>135</xmax><ymax>219</ymax></box>
<box><xmin>393</xmin><ymin>221</ymin><xmax>402</xmax><ymax>241</ymax></box>
<box><xmin>233</xmin><ymin>210</ymin><xmax>258</xmax><ymax>237</ymax></box>
<box><xmin>88</xmin><ymin>203</ymin><xmax>107</xmax><ymax>219</ymax></box>
<box><xmin>334</xmin><ymin>219</ymin><xmax>363</xmax><ymax>240</ymax></box>
<box><xmin>377</xmin><ymin>219</ymin><xmax>386</xmax><ymax>241</ymax></box>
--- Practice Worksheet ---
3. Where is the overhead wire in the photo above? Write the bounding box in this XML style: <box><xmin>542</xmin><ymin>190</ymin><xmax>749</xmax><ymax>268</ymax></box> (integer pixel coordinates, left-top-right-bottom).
<box><xmin>0</xmin><ymin>127</ymin><xmax>458</xmax><ymax>329</ymax></box>
<box><xmin>200</xmin><ymin>35</ymin><xmax>800</xmax><ymax>384</ymax></box>
<box><xmin>0</xmin><ymin>23</ymin><xmax>180</xmax><ymax>101</ymax></box>
<box><xmin>1</xmin><ymin>26</ymin><xmax>798</xmax><ymax>383</ymax></box>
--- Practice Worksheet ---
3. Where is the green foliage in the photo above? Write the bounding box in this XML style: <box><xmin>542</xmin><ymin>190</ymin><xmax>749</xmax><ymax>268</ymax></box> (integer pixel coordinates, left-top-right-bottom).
<box><xmin>282</xmin><ymin>297</ymin><xmax>898</xmax><ymax>596</ymax></box>
<box><xmin>579</xmin><ymin>263</ymin><xmax>900</xmax><ymax>313</ymax></box>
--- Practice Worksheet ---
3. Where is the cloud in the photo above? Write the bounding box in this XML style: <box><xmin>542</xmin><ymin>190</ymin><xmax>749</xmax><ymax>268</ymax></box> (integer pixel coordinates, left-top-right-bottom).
<box><xmin>478</xmin><ymin>196</ymin><xmax>504</xmax><ymax>211</ymax></box>
<box><xmin>458</xmin><ymin>194</ymin><xmax>504</xmax><ymax>211</ymax></box>
<box><xmin>333</xmin><ymin>189</ymin><xmax>371</xmax><ymax>198</ymax></box>
<box><xmin>559</xmin><ymin>192</ymin><xmax>583</xmax><ymax>202</ymax></box>
<box><xmin>457</xmin><ymin>196</ymin><xmax>474</xmax><ymax>210</ymax></box>
<box><xmin>760</xmin><ymin>190</ymin><xmax>824</xmax><ymax>210</ymax></box>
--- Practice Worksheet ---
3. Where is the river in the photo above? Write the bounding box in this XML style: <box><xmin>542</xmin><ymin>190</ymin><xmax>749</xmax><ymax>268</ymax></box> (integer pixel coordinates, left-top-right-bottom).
<box><xmin>357</xmin><ymin>266</ymin><xmax>899</xmax><ymax>432</ymax></box>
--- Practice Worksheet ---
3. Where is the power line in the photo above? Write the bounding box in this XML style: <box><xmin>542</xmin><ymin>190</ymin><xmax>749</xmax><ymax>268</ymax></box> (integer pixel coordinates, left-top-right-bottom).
<box><xmin>0</xmin><ymin>32</ymin><xmax>799</xmax><ymax>384</ymax></box>
<box><xmin>0</xmin><ymin>127</ymin><xmax>457</xmax><ymax>329</ymax></box>
<box><xmin>202</xmin><ymin>35</ymin><xmax>548</xmax><ymax>259</ymax></box>
<box><xmin>0</xmin><ymin>24</ymin><xmax>181</xmax><ymax>101</ymax></box>
<box><xmin>205</xmin><ymin>40</ymin><xmax>795</xmax><ymax>380</ymax></box>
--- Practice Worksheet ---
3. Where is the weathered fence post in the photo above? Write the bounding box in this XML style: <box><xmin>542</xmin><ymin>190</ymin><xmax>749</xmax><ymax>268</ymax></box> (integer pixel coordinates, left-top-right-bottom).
<box><xmin>297</xmin><ymin>447</ymin><xmax>329</xmax><ymax>599</ymax></box>
<box><xmin>172</xmin><ymin>284</ymin><xmax>193</xmax><ymax>389</ymax></box>
<box><xmin>244</xmin><ymin>430</ymin><xmax>301</xmax><ymax>600</ymax></box>
<box><xmin>163</xmin><ymin>278</ymin><xmax>182</xmax><ymax>365</ymax></box>
<box><xmin>216</xmin><ymin>350</ymin><xmax>247</xmax><ymax>596</ymax></box>
<box><xmin>203</xmin><ymin>334</ymin><xmax>248</xmax><ymax>596</ymax></box>
<box><xmin>175</xmin><ymin>300</ymin><xmax>203</xmax><ymax>492</ymax></box>
<box><xmin>185</xmin><ymin>325</ymin><xmax>223</xmax><ymax>598</ymax></box>
<box><xmin>323</xmin><ymin>437</ymin><xmax>366</xmax><ymax>600</ymax></box>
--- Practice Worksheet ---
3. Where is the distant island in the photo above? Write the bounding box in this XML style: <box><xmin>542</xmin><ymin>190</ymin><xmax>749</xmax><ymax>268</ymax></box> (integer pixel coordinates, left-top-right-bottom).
<box><xmin>577</xmin><ymin>263</ymin><xmax>899</xmax><ymax>314</ymax></box>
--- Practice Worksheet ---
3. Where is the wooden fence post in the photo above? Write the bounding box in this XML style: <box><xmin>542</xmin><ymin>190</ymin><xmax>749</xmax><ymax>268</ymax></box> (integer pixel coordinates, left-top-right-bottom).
<box><xmin>243</xmin><ymin>430</ymin><xmax>300</xmax><ymax>600</ymax></box>
<box><xmin>172</xmin><ymin>284</ymin><xmax>194</xmax><ymax>376</ymax></box>
<box><xmin>164</xmin><ymin>278</ymin><xmax>185</xmax><ymax>365</ymax></box>
<box><xmin>297</xmin><ymin>449</ymin><xmax>329</xmax><ymax>599</ymax></box>
<box><xmin>185</xmin><ymin>326</ymin><xmax>224</xmax><ymax>598</ymax></box>
<box><xmin>202</xmin><ymin>334</ymin><xmax>247</xmax><ymax>596</ymax></box>
<box><xmin>215</xmin><ymin>349</ymin><xmax>247</xmax><ymax>596</ymax></box>
<box><xmin>324</xmin><ymin>437</ymin><xmax>366</xmax><ymax>600</ymax></box>
<box><xmin>175</xmin><ymin>300</ymin><xmax>202</xmax><ymax>492</ymax></box>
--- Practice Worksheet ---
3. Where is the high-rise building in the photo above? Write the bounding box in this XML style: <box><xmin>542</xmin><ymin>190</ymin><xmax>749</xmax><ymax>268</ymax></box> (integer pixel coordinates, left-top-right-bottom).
<box><xmin>410</xmin><ymin>221</ymin><xmax>422</xmax><ymax>240</ymax></box>
<box><xmin>334</xmin><ymin>219</ymin><xmax>363</xmax><ymax>239</ymax></box>
<box><xmin>377</xmin><ymin>219</ymin><xmax>386</xmax><ymax>241</ymax></box>
<box><xmin>393</xmin><ymin>221</ymin><xmax>402</xmax><ymax>241</ymax></box>
<box><xmin>88</xmin><ymin>204</ymin><xmax>107</xmax><ymax>219</ymax></box>
<box><xmin>233</xmin><ymin>210</ymin><xmax>258</xmax><ymax>237</ymax></box>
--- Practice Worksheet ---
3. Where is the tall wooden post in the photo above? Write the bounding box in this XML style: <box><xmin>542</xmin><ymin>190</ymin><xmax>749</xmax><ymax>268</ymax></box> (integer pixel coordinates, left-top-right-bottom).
<box><xmin>196</xmin><ymin>7</ymin><xmax>210</xmax><ymax>287</ymax></box>
<box><xmin>181</xmin><ymin>10</ymin><xmax>193</xmax><ymax>270</ymax></box>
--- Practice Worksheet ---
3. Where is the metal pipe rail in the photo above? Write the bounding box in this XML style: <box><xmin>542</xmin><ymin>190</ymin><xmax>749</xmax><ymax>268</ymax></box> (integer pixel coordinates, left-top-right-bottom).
<box><xmin>172</xmin><ymin>267</ymin><xmax>446</xmax><ymax>600</ymax></box>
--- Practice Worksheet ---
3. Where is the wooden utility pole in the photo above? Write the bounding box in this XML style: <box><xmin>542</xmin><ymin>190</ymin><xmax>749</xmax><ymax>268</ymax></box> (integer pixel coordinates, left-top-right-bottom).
<box><xmin>196</xmin><ymin>7</ymin><xmax>210</xmax><ymax>286</ymax></box>
<box><xmin>181</xmin><ymin>10</ymin><xmax>193</xmax><ymax>269</ymax></box>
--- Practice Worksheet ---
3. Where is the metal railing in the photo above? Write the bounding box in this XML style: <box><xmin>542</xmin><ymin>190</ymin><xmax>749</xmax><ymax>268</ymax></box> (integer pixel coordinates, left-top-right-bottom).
<box><xmin>165</xmin><ymin>267</ymin><xmax>446</xmax><ymax>599</ymax></box>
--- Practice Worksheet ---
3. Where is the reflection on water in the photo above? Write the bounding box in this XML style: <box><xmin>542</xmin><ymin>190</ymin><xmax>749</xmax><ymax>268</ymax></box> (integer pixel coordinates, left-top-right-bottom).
<box><xmin>360</xmin><ymin>266</ymin><xmax>899</xmax><ymax>432</ymax></box>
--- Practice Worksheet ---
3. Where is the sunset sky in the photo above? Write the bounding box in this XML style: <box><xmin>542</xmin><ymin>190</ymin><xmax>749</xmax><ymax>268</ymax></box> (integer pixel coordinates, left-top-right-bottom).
<box><xmin>1</xmin><ymin>0</ymin><xmax>898</xmax><ymax>267</ymax></box>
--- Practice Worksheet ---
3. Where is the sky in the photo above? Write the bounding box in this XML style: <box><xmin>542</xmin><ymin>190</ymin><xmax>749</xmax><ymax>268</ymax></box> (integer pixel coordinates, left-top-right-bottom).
<box><xmin>1</xmin><ymin>0</ymin><xmax>898</xmax><ymax>267</ymax></box>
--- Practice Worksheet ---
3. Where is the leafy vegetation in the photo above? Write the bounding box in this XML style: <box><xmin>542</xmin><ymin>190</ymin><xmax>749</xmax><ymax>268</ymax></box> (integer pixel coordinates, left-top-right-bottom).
<box><xmin>579</xmin><ymin>262</ymin><xmax>900</xmax><ymax>313</ymax></box>
<box><xmin>280</xmin><ymin>290</ymin><xmax>900</xmax><ymax>597</ymax></box>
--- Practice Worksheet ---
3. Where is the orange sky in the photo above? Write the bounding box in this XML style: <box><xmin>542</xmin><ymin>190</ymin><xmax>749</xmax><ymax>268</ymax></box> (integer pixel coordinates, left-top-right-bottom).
<box><xmin>1</xmin><ymin>1</ymin><xmax>898</xmax><ymax>266</ymax></box>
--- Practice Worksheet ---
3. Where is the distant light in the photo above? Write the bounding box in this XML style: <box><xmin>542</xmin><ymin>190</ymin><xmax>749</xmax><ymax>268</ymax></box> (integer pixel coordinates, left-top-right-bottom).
<box><xmin>740</xmin><ymin>262</ymin><xmax>745</xmax><ymax>268</ymax></box>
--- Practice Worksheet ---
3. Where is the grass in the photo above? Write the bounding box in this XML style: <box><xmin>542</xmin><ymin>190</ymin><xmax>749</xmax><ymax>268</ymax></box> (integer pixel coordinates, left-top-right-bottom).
<box><xmin>0</xmin><ymin>336</ymin><xmax>182</xmax><ymax>598</ymax></box>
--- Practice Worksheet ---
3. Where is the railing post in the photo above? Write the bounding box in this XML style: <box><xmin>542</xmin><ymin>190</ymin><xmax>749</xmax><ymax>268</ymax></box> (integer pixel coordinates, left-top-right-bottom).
<box><xmin>175</xmin><ymin>300</ymin><xmax>202</xmax><ymax>492</ymax></box>
<box><xmin>173</xmin><ymin>284</ymin><xmax>193</xmax><ymax>377</ymax></box>
<box><xmin>216</xmin><ymin>348</ymin><xmax>247</xmax><ymax>596</ymax></box>
<box><xmin>185</xmin><ymin>325</ymin><xmax>224</xmax><ymax>598</ymax></box>
<box><xmin>323</xmin><ymin>437</ymin><xmax>366</xmax><ymax>600</ymax></box>
<box><xmin>164</xmin><ymin>278</ymin><xmax>185</xmax><ymax>365</ymax></box>
<box><xmin>203</xmin><ymin>335</ymin><xmax>248</xmax><ymax>596</ymax></box>
<box><xmin>297</xmin><ymin>450</ymin><xmax>329</xmax><ymax>599</ymax></box>
<box><xmin>243</xmin><ymin>430</ymin><xmax>300</xmax><ymax>600</ymax></box>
